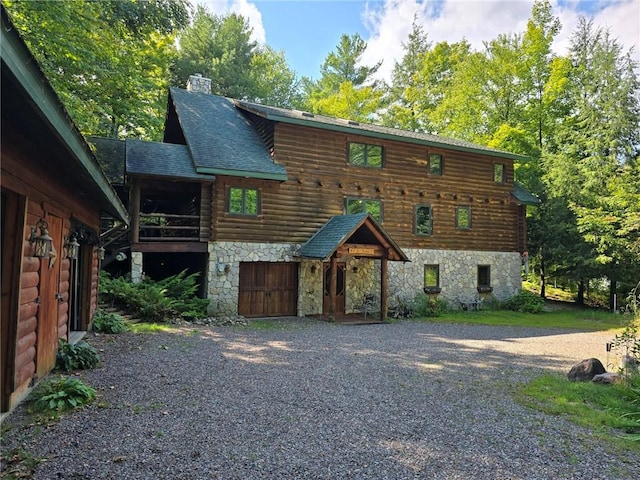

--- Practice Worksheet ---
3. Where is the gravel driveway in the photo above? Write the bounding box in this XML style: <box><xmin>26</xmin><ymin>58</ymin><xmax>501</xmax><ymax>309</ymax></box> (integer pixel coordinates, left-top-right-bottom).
<box><xmin>1</xmin><ymin>318</ymin><xmax>638</xmax><ymax>479</ymax></box>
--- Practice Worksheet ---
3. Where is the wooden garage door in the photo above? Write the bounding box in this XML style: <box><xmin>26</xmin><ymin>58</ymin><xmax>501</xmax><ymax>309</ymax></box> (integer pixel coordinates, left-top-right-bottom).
<box><xmin>238</xmin><ymin>262</ymin><xmax>298</xmax><ymax>317</ymax></box>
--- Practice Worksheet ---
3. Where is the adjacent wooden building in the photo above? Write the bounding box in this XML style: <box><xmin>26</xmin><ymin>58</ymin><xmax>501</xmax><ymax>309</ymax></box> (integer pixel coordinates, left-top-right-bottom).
<box><xmin>1</xmin><ymin>9</ymin><xmax>129</xmax><ymax>414</ymax></box>
<box><xmin>95</xmin><ymin>74</ymin><xmax>539</xmax><ymax>322</ymax></box>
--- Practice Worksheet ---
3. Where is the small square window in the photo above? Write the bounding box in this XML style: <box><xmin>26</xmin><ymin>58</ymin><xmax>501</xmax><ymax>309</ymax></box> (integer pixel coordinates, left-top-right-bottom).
<box><xmin>228</xmin><ymin>187</ymin><xmax>260</xmax><ymax>216</ymax></box>
<box><xmin>429</xmin><ymin>154</ymin><xmax>443</xmax><ymax>176</ymax></box>
<box><xmin>493</xmin><ymin>163</ymin><xmax>505</xmax><ymax>183</ymax></box>
<box><xmin>415</xmin><ymin>205</ymin><xmax>432</xmax><ymax>236</ymax></box>
<box><xmin>424</xmin><ymin>265</ymin><xmax>439</xmax><ymax>287</ymax></box>
<box><xmin>349</xmin><ymin>142</ymin><xmax>383</xmax><ymax>168</ymax></box>
<box><xmin>346</xmin><ymin>197</ymin><xmax>382</xmax><ymax>222</ymax></box>
<box><xmin>477</xmin><ymin>265</ymin><xmax>491</xmax><ymax>291</ymax></box>
<box><xmin>455</xmin><ymin>206</ymin><xmax>471</xmax><ymax>229</ymax></box>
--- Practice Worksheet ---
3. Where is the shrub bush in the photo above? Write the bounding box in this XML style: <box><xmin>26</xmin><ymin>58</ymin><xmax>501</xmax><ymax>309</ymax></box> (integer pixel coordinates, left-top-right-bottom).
<box><xmin>29</xmin><ymin>377</ymin><xmax>96</xmax><ymax>413</ymax></box>
<box><xmin>56</xmin><ymin>339</ymin><xmax>100</xmax><ymax>371</ymax></box>
<box><xmin>412</xmin><ymin>293</ymin><xmax>448</xmax><ymax>317</ymax></box>
<box><xmin>100</xmin><ymin>270</ymin><xmax>209</xmax><ymax>322</ymax></box>
<box><xmin>92</xmin><ymin>309</ymin><xmax>130</xmax><ymax>333</ymax></box>
<box><xmin>503</xmin><ymin>290</ymin><xmax>545</xmax><ymax>313</ymax></box>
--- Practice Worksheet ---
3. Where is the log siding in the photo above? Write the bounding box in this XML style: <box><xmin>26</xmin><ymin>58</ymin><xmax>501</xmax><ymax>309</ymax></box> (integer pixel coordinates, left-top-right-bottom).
<box><xmin>212</xmin><ymin>123</ymin><xmax>520</xmax><ymax>252</ymax></box>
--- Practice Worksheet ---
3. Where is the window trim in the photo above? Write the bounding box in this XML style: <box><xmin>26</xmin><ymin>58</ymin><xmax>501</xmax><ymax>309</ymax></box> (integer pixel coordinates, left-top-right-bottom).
<box><xmin>348</xmin><ymin>142</ymin><xmax>384</xmax><ymax>169</ymax></box>
<box><xmin>493</xmin><ymin>163</ymin><xmax>506</xmax><ymax>184</ymax></box>
<box><xmin>428</xmin><ymin>153</ymin><xmax>443</xmax><ymax>176</ymax></box>
<box><xmin>424</xmin><ymin>264</ymin><xmax>441</xmax><ymax>294</ymax></box>
<box><xmin>345</xmin><ymin>197</ymin><xmax>383</xmax><ymax>222</ymax></box>
<box><xmin>414</xmin><ymin>204</ymin><xmax>433</xmax><ymax>236</ymax></box>
<box><xmin>455</xmin><ymin>205</ymin><xmax>471</xmax><ymax>230</ymax></box>
<box><xmin>227</xmin><ymin>186</ymin><xmax>261</xmax><ymax>217</ymax></box>
<box><xmin>477</xmin><ymin>265</ymin><xmax>492</xmax><ymax>292</ymax></box>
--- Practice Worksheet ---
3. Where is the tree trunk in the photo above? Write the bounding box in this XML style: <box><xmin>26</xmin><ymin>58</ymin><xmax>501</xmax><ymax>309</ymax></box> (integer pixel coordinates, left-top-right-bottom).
<box><xmin>609</xmin><ymin>278</ymin><xmax>617</xmax><ymax>311</ymax></box>
<box><xmin>540</xmin><ymin>255</ymin><xmax>546</xmax><ymax>299</ymax></box>
<box><xmin>577</xmin><ymin>279</ymin><xmax>585</xmax><ymax>305</ymax></box>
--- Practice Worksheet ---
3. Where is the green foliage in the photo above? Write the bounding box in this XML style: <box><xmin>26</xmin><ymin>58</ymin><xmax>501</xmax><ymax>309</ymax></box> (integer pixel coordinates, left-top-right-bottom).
<box><xmin>29</xmin><ymin>377</ymin><xmax>96</xmax><ymax>413</ymax></box>
<box><xmin>517</xmin><ymin>373</ymin><xmax>640</xmax><ymax>446</ymax></box>
<box><xmin>412</xmin><ymin>293</ymin><xmax>448</xmax><ymax>318</ymax></box>
<box><xmin>92</xmin><ymin>309</ymin><xmax>130</xmax><ymax>334</ymax></box>
<box><xmin>610</xmin><ymin>282</ymin><xmax>640</xmax><ymax>385</ymax></box>
<box><xmin>56</xmin><ymin>339</ymin><xmax>100</xmax><ymax>372</ymax></box>
<box><xmin>100</xmin><ymin>270</ymin><xmax>208</xmax><ymax>322</ymax></box>
<box><xmin>503</xmin><ymin>290</ymin><xmax>545</xmax><ymax>313</ymax></box>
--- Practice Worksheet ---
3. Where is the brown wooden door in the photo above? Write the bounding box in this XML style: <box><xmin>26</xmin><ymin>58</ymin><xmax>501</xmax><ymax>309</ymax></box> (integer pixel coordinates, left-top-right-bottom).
<box><xmin>323</xmin><ymin>262</ymin><xmax>346</xmax><ymax>315</ymax></box>
<box><xmin>238</xmin><ymin>262</ymin><xmax>298</xmax><ymax>317</ymax></box>
<box><xmin>36</xmin><ymin>214</ymin><xmax>62</xmax><ymax>378</ymax></box>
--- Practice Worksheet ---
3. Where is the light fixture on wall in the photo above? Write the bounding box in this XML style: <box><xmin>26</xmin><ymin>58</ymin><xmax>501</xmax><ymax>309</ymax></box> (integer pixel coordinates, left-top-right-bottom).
<box><xmin>98</xmin><ymin>246</ymin><xmax>106</xmax><ymax>261</ymax></box>
<box><xmin>65</xmin><ymin>233</ymin><xmax>80</xmax><ymax>260</ymax></box>
<box><xmin>310</xmin><ymin>265</ymin><xmax>317</xmax><ymax>274</ymax></box>
<box><xmin>217</xmin><ymin>260</ymin><xmax>230</xmax><ymax>275</ymax></box>
<box><xmin>29</xmin><ymin>218</ymin><xmax>53</xmax><ymax>259</ymax></box>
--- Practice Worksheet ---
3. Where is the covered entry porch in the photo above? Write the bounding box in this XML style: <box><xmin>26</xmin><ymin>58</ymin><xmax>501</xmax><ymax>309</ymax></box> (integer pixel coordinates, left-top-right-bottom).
<box><xmin>298</xmin><ymin>213</ymin><xmax>408</xmax><ymax>323</ymax></box>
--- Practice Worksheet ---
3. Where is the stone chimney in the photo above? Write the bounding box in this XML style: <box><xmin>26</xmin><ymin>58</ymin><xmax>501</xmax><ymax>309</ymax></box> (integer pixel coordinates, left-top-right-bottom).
<box><xmin>186</xmin><ymin>74</ymin><xmax>211</xmax><ymax>94</ymax></box>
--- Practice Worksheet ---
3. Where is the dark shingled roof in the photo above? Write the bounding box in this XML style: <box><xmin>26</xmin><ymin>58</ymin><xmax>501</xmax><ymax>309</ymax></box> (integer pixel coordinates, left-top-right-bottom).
<box><xmin>512</xmin><ymin>182</ymin><xmax>541</xmax><ymax>205</ymax></box>
<box><xmin>87</xmin><ymin>137</ymin><xmax>126</xmax><ymax>185</ymax></box>
<box><xmin>169</xmin><ymin>88</ymin><xmax>287</xmax><ymax>180</ymax></box>
<box><xmin>235</xmin><ymin>100</ymin><xmax>527</xmax><ymax>162</ymax></box>
<box><xmin>126</xmin><ymin>139</ymin><xmax>214</xmax><ymax>181</ymax></box>
<box><xmin>299</xmin><ymin>214</ymin><xmax>408</xmax><ymax>261</ymax></box>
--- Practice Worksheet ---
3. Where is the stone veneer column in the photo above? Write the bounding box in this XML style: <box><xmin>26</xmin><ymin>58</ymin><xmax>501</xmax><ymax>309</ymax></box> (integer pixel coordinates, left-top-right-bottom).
<box><xmin>131</xmin><ymin>251</ymin><xmax>144</xmax><ymax>284</ymax></box>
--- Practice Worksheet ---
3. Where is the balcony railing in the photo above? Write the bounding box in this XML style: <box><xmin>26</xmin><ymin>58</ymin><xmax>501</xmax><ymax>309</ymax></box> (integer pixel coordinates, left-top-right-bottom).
<box><xmin>138</xmin><ymin>213</ymin><xmax>200</xmax><ymax>241</ymax></box>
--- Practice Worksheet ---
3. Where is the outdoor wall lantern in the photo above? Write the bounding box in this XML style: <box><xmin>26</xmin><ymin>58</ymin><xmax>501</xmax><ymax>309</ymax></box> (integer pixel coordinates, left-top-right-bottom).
<box><xmin>29</xmin><ymin>218</ymin><xmax>53</xmax><ymax>259</ymax></box>
<box><xmin>217</xmin><ymin>260</ymin><xmax>230</xmax><ymax>275</ymax></box>
<box><xmin>97</xmin><ymin>246</ymin><xmax>106</xmax><ymax>261</ymax></box>
<box><xmin>310</xmin><ymin>265</ymin><xmax>317</xmax><ymax>274</ymax></box>
<box><xmin>65</xmin><ymin>233</ymin><xmax>80</xmax><ymax>260</ymax></box>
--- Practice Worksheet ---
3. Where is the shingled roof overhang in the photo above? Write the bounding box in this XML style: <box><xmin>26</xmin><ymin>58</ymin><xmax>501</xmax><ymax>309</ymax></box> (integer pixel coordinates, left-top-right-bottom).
<box><xmin>168</xmin><ymin>88</ymin><xmax>287</xmax><ymax>181</ymax></box>
<box><xmin>126</xmin><ymin>139</ymin><xmax>215</xmax><ymax>181</ymax></box>
<box><xmin>1</xmin><ymin>8</ymin><xmax>129</xmax><ymax>223</ymax></box>
<box><xmin>512</xmin><ymin>182</ymin><xmax>541</xmax><ymax>206</ymax></box>
<box><xmin>234</xmin><ymin>100</ymin><xmax>527</xmax><ymax>162</ymax></box>
<box><xmin>299</xmin><ymin>213</ymin><xmax>409</xmax><ymax>262</ymax></box>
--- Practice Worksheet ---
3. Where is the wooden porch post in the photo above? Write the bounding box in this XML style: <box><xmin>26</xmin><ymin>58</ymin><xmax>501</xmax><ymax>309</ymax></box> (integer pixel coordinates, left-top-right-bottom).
<box><xmin>329</xmin><ymin>255</ymin><xmax>337</xmax><ymax>320</ymax></box>
<box><xmin>129</xmin><ymin>178</ymin><xmax>140</xmax><ymax>243</ymax></box>
<box><xmin>380</xmin><ymin>257</ymin><xmax>388</xmax><ymax>322</ymax></box>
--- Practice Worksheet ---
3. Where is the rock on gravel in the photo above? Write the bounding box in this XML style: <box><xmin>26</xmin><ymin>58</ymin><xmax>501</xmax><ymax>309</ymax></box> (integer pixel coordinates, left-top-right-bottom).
<box><xmin>1</xmin><ymin>319</ymin><xmax>638</xmax><ymax>480</ymax></box>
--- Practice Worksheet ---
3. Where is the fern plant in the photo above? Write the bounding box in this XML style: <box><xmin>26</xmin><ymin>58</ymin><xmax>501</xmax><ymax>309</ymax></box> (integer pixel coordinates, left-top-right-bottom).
<box><xmin>92</xmin><ymin>309</ymin><xmax>129</xmax><ymax>333</ymax></box>
<box><xmin>29</xmin><ymin>377</ymin><xmax>96</xmax><ymax>413</ymax></box>
<box><xmin>56</xmin><ymin>339</ymin><xmax>100</xmax><ymax>371</ymax></box>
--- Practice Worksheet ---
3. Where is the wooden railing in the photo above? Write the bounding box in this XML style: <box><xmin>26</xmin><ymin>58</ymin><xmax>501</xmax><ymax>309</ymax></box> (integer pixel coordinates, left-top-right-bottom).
<box><xmin>138</xmin><ymin>213</ymin><xmax>200</xmax><ymax>241</ymax></box>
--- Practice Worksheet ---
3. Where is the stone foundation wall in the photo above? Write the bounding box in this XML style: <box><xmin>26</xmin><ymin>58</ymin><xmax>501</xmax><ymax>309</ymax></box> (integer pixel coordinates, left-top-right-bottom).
<box><xmin>204</xmin><ymin>241</ymin><xmax>522</xmax><ymax>317</ymax></box>
<box><xmin>207</xmin><ymin>241</ymin><xmax>300</xmax><ymax>317</ymax></box>
<box><xmin>131</xmin><ymin>251</ymin><xmax>143</xmax><ymax>284</ymax></box>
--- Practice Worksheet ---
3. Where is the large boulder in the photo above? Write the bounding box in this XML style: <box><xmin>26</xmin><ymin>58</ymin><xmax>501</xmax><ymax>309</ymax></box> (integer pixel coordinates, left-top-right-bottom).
<box><xmin>567</xmin><ymin>358</ymin><xmax>606</xmax><ymax>382</ymax></box>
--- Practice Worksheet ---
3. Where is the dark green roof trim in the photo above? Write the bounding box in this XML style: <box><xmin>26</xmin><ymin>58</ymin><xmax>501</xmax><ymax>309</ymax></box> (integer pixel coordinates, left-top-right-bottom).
<box><xmin>235</xmin><ymin>101</ymin><xmax>527</xmax><ymax>162</ymax></box>
<box><xmin>195</xmin><ymin>166</ymin><xmax>287</xmax><ymax>181</ymax></box>
<box><xmin>299</xmin><ymin>213</ymin><xmax>409</xmax><ymax>262</ymax></box>
<box><xmin>512</xmin><ymin>182</ymin><xmax>541</xmax><ymax>205</ymax></box>
<box><xmin>1</xmin><ymin>9</ymin><xmax>129</xmax><ymax>223</ymax></box>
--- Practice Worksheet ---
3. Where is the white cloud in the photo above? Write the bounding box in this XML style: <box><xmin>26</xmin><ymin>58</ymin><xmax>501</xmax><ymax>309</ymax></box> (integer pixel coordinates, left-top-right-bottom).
<box><xmin>361</xmin><ymin>0</ymin><xmax>640</xmax><ymax>81</ymax></box>
<box><xmin>199</xmin><ymin>0</ymin><xmax>266</xmax><ymax>45</ymax></box>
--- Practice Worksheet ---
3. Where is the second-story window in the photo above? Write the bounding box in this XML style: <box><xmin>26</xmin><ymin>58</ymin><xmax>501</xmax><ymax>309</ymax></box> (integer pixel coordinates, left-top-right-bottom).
<box><xmin>493</xmin><ymin>163</ymin><xmax>505</xmax><ymax>183</ymax></box>
<box><xmin>428</xmin><ymin>154</ymin><xmax>443</xmax><ymax>175</ymax></box>
<box><xmin>228</xmin><ymin>187</ymin><xmax>260</xmax><ymax>216</ymax></box>
<box><xmin>455</xmin><ymin>206</ymin><xmax>471</xmax><ymax>229</ymax></box>
<box><xmin>346</xmin><ymin>197</ymin><xmax>382</xmax><ymax>222</ymax></box>
<box><xmin>415</xmin><ymin>205</ymin><xmax>433</xmax><ymax>236</ymax></box>
<box><xmin>349</xmin><ymin>142</ymin><xmax>383</xmax><ymax>168</ymax></box>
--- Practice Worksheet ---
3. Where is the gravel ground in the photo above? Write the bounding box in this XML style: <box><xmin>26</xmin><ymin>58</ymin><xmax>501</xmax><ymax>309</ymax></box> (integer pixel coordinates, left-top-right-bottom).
<box><xmin>1</xmin><ymin>318</ymin><xmax>639</xmax><ymax>480</ymax></box>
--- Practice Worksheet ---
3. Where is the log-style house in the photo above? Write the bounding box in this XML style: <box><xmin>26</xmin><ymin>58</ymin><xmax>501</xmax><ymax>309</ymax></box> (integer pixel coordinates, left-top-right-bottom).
<box><xmin>96</xmin><ymin>74</ymin><xmax>539</xmax><ymax>322</ymax></box>
<box><xmin>1</xmin><ymin>9</ymin><xmax>129</xmax><ymax>415</ymax></box>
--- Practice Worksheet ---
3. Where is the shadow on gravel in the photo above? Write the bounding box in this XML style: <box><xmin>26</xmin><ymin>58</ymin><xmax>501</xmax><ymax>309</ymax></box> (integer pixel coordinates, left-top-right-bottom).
<box><xmin>1</xmin><ymin>319</ymin><xmax>636</xmax><ymax>480</ymax></box>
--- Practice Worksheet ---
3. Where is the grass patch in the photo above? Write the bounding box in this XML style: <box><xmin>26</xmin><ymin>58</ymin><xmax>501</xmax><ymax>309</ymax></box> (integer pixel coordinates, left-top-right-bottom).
<box><xmin>419</xmin><ymin>309</ymin><xmax>625</xmax><ymax>331</ymax></box>
<box><xmin>515</xmin><ymin>373</ymin><xmax>640</xmax><ymax>449</ymax></box>
<box><xmin>128</xmin><ymin>322</ymin><xmax>176</xmax><ymax>334</ymax></box>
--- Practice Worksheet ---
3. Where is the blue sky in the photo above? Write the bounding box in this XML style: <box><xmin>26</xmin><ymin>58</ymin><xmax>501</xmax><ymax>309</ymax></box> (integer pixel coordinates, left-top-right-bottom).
<box><xmin>201</xmin><ymin>0</ymin><xmax>640</xmax><ymax>81</ymax></box>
